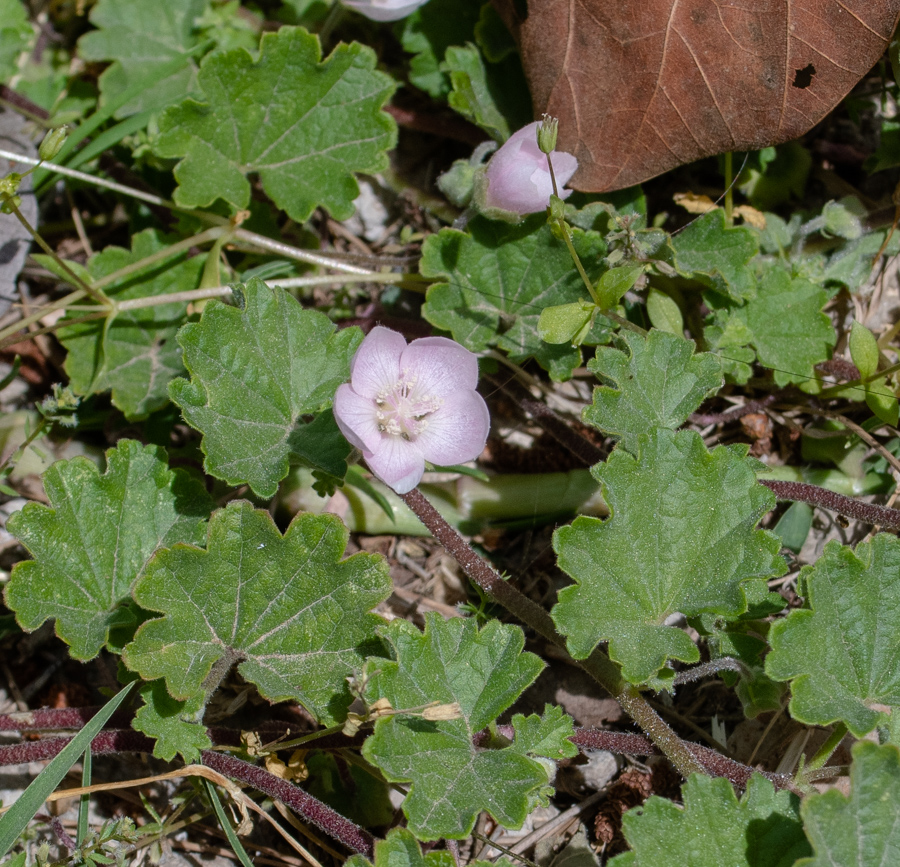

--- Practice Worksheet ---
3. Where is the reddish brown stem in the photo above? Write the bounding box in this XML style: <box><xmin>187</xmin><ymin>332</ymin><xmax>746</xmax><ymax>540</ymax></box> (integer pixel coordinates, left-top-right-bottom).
<box><xmin>0</xmin><ymin>731</ymin><xmax>374</xmax><ymax>857</ymax></box>
<box><xmin>761</xmin><ymin>479</ymin><xmax>900</xmax><ymax>530</ymax></box>
<box><xmin>568</xmin><ymin>728</ymin><xmax>792</xmax><ymax>791</ymax></box>
<box><xmin>398</xmin><ymin>488</ymin><xmax>706</xmax><ymax>779</ymax></box>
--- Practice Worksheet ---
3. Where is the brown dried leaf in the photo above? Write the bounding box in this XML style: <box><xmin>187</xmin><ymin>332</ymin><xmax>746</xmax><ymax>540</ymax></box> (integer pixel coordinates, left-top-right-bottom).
<box><xmin>499</xmin><ymin>0</ymin><xmax>900</xmax><ymax>191</ymax></box>
<box><xmin>674</xmin><ymin>192</ymin><xmax>717</xmax><ymax>213</ymax></box>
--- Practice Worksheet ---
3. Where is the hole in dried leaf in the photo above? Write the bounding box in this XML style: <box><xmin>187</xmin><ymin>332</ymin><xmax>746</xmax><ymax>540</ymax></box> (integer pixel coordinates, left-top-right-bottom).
<box><xmin>792</xmin><ymin>64</ymin><xmax>816</xmax><ymax>89</ymax></box>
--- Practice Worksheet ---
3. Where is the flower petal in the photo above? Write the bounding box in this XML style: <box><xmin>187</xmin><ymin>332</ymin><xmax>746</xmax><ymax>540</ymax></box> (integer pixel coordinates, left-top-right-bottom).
<box><xmin>365</xmin><ymin>437</ymin><xmax>426</xmax><ymax>494</ymax></box>
<box><xmin>417</xmin><ymin>390</ymin><xmax>490</xmax><ymax>466</ymax></box>
<box><xmin>349</xmin><ymin>326</ymin><xmax>405</xmax><ymax>399</ymax></box>
<box><xmin>333</xmin><ymin>384</ymin><xmax>382</xmax><ymax>453</ymax></box>
<box><xmin>342</xmin><ymin>0</ymin><xmax>429</xmax><ymax>21</ymax></box>
<box><xmin>401</xmin><ymin>336</ymin><xmax>480</xmax><ymax>397</ymax></box>
<box><xmin>483</xmin><ymin>121</ymin><xmax>579</xmax><ymax>215</ymax></box>
<box><xmin>551</xmin><ymin>150</ymin><xmax>578</xmax><ymax>188</ymax></box>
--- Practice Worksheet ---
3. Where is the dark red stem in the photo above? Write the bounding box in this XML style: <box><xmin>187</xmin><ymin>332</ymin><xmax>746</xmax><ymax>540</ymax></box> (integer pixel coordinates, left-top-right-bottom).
<box><xmin>398</xmin><ymin>488</ymin><xmax>707</xmax><ymax>779</ymax></box>
<box><xmin>761</xmin><ymin>479</ymin><xmax>900</xmax><ymax>530</ymax></box>
<box><xmin>0</xmin><ymin>731</ymin><xmax>374</xmax><ymax>857</ymax></box>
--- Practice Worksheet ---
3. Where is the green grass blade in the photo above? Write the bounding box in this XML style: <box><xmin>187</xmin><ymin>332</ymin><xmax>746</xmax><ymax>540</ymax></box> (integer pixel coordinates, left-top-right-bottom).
<box><xmin>77</xmin><ymin>745</ymin><xmax>92</xmax><ymax>846</ymax></box>
<box><xmin>0</xmin><ymin>682</ymin><xmax>135</xmax><ymax>858</ymax></box>
<box><xmin>203</xmin><ymin>779</ymin><xmax>255</xmax><ymax>867</ymax></box>
<box><xmin>66</xmin><ymin>110</ymin><xmax>154</xmax><ymax>172</ymax></box>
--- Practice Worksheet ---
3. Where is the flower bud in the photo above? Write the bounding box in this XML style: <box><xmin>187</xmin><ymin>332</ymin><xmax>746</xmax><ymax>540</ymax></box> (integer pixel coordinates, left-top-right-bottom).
<box><xmin>479</xmin><ymin>121</ymin><xmax>578</xmax><ymax>218</ymax></box>
<box><xmin>38</xmin><ymin>126</ymin><xmax>68</xmax><ymax>162</ymax></box>
<box><xmin>537</xmin><ymin>115</ymin><xmax>558</xmax><ymax>154</ymax></box>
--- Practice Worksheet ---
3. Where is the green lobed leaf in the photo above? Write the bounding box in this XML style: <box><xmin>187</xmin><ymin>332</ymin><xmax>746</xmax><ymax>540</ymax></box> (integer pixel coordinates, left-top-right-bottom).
<box><xmin>58</xmin><ymin>229</ymin><xmax>204</xmax><ymax>420</ymax></box>
<box><xmin>5</xmin><ymin>440</ymin><xmax>213</xmax><ymax>660</ymax></box>
<box><xmin>76</xmin><ymin>0</ymin><xmax>206</xmax><ymax>118</ymax></box>
<box><xmin>169</xmin><ymin>277</ymin><xmax>362</xmax><ymax>498</ymax></box>
<box><xmin>347</xmin><ymin>828</ymin><xmax>512</xmax><ymax>867</ymax></box>
<box><xmin>552</xmin><ymin>428</ymin><xmax>784</xmax><ymax>683</ymax></box>
<box><xmin>706</xmin><ymin>260</ymin><xmax>836</xmax><ymax>387</ymax></box>
<box><xmin>445</xmin><ymin>43</ymin><xmax>531</xmax><ymax>142</ymax></box>
<box><xmin>797</xmin><ymin>741</ymin><xmax>900</xmax><ymax>866</ymax></box>
<box><xmin>398</xmin><ymin>0</ymin><xmax>482</xmax><ymax>99</ymax></box>
<box><xmin>123</xmin><ymin>501</ymin><xmax>392</xmax><ymax>725</ymax></box>
<box><xmin>420</xmin><ymin>215</ymin><xmax>609</xmax><ymax>381</ymax></box>
<box><xmin>0</xmin><ymin>0</ymin><xmax>31</xmax><ymax>83</ymax></box>
<box><xmin>154</xmin><ymin>26</ymin><xmax>396</xmax><ymax>222</ymax></box>
<box><xmin>133</xmin><ymin>680</ymin><xmax>211</xmax><ymax>762</ymax></box>
<box><xmin>347</xmin><ymin>829</ymin><xmax>454</xmax><ymax>867</ymax></box>
<box><xmin>609</xmin><ymin>773</ymin><xmax>809</xmax><ymax>867</ymax></box>
<box><xmin>766</xmin><ymin>534</ymin><xmax>900</xmax><ymax>737</ymax></box>
<box><xmin>362</xmin><ymin>614</ymin><xmax>548</xmax><ymax>840</ymax></box>
<box><xmin>671</xmin><ymin>209</ymin><xmax>758</xmax><ymax>302</ymax></box>
<box><xmin>583</xmin><ymin>330</ymin><xmax>722</xmax><ymax>455</ymax></box>
<box><xmin>509</xmin><ymin>704</ymin><xmax>577</xmax><ymax>761</ymax></box>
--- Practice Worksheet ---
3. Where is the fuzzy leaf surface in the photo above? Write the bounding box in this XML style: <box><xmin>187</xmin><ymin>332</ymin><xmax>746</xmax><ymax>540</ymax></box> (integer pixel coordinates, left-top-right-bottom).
<box><xmin>124</xmin><ymin>501</ymin><xmax>391</xmax><ymax>725</ymax></box>
<box><xmin>583</xmin><ymin>330</ymin><xmax>722</xmax><ymax>454</ymax></box>
<box><xmin>766</xmin><ymin>534</ymin><xmax>900</xmax><ymax>737</ymax></box>
<box><xmin>610</xmin><ymin>773</ymin><xmax>809</xmax><ymax>867</ymax></box>
<box><xmin>797</xmin><ymin>742</ymin><xmax>900</xmax><ymax>866</ymax></box>
<box><xmin>133</xmin><ymin>680</ymin><xmax>210</xmax><ymax>762</ymax></box>
<box><xmin>552</xmin><ymin>429</ymin><xmax>784</xmax><ymax>683</ymax></box>
<box><xmin>155</xmin><ymin>26</ymin><xmax>396</xmax><ymax>221</ymax></box>
<box><xmin>362</xmin><ymin>614</ymin><xmax>548</xmax><ymax>840</ymax></box>
<box><xmin>420</xmin><ymin>215</ymin><xmax>608</xmax><ymax>381</ymax></box>
<box><xmin>169</xmin><ymin>277</ymin><xmax>362</xmax><ymax>498</ymax></box>
<box><xmin>707</xmin><ymin>261</ymin><xmax>835</xmax><ymax>387</ymax></box>
<box><xmin>510</xmin><ymin>704</ymin><xmax>577</xmax><ymax>760</ymax></box>
<box><xmin>76</xmin><ymin>0</ymin><xmax>205</xmax><ymax>117</ymax></box>
<box><xmin>672</xmin><ymin>210</ymin><xmax>758</xmax><ymax>301</ymax></box>
<box><xmin>58</xmin><ymin>230</ymin><xmax>203</xmax><ymax>420</ymax></box>
<box><xmin>6</xmin><ymin>440</ymin><xmax>212</xmax><ymax>660</ymax></box>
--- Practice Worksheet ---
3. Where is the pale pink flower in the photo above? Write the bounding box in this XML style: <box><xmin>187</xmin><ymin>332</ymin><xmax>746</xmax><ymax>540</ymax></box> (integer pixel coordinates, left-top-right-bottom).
<box><xmin>334</xmin><ymin>327</ymin><xmax>490</xmax><ymax>494</ymax></box>
<box><xmin>483</xmin><ymin>121</ymin><xmax>578</xmax><ymax>215</ymax></box>
<box><xmin>341</xmin><ymin>0</ymin><xmax>430</xmax><ymax>21</ymax></box>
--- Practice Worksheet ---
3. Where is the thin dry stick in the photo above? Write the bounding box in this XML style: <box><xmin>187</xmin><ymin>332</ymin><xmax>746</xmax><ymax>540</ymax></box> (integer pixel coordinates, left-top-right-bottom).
<box><xmin>0</xmin><ymin>764</ymin><xmax>243</xmax><ymax>813</ymax></box>
<box><xmin>0</xmin><ymin>147</ymin><xmax>385</xmax><ymax>277</ymax></box>
<box><xmin>272</xmin><ymin>800</ymin><xmax>339</xmax><ymax>865</ymax></box>
<box><xmin>805</xmin><ymin>406</ymin><xmax>900</xmax><ymax>479</ymax></box>
<box><xmin>503</xmin><ymin>789</ymin><xmax>606</xmax><ymax>855</ymax></box>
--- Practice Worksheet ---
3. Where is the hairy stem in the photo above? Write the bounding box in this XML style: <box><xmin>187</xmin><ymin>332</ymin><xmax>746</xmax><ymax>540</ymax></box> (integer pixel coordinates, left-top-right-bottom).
<box><xmin>761</xmin><ymin>479</ymin><xmax>900</xmax><ymax>530</ymax></box>
<box><xmin>398</xmin><ymin>488</ymin><xmax>706</xmax><ymax>779</ymax></box>
<box><xmin>0</xmin><ymin>731</ymin><xmax>374</xmax><ymax>857</ymax></box>
<box><xmin>804</xmin><ymin>723</ymin><xmax>848</xmax><ymax>773</ymax></box>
